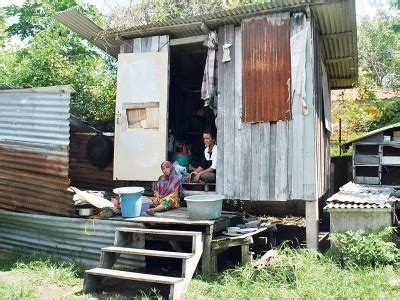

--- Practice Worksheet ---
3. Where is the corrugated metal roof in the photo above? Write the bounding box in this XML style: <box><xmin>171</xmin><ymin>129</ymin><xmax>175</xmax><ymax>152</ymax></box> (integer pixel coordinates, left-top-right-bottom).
<box><xmin>54</xmin><ymin>0</ymin><xmax>357</xmax><ymax>89</ymax></box>
<box><xmin>324</xmin><ymin>182</ymin><xmax>397</xmax><ymax>210</ymax></box>
<box><xmin>242</xmin><ymin>13</ymin><xmax>291</xmax><ymax>122</ymax></box>
<box><xmin>325</xmin><ymin>202</ymin><xmax>392</xmax><ymax>209</ymax></box>
<box><xmin>343</xmin><ymin>123</ymin><xmax>400</xmax><ymax>147</ymax></box>
<box><xmin>0</xmin><ymin>210</ymin><xmax>145</xmax><ymax>269</ymax></box>
<box><xmin>53</xmin><ymin>8</ymin><xmax>121</xmax><ymax>58</ymax></box>
<box><xmin>0</xmin><ymin>86</ymin><xmax>74</xmax><ymax>216</ymax></box>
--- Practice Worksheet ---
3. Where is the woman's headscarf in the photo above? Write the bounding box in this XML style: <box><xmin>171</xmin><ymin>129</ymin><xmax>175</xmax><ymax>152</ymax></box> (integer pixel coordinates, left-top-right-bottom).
<box><xmin>155</xmin><ymin>161</ymin><xmax>181</xmax><ymax>198</ymax></box>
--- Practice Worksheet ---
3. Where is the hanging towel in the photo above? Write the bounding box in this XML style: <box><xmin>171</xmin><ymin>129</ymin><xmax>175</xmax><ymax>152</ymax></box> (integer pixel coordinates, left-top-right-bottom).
<box><xmin>201</xmin><ymin>31</ymin><xmax>218</xmax><ymax>109</ymax></box>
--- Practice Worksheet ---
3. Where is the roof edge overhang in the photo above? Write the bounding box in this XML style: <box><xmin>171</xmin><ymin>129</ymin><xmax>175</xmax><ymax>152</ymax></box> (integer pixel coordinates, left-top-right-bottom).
<box><xmin>54</xmin><ymin>0</ymin><xmax>357</xmax><ymax>88</ymax></box>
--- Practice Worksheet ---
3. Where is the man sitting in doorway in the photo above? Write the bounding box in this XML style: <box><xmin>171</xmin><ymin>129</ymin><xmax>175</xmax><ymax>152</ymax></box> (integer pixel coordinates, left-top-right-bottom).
<box><xmin>187</xmin><ymin>130</ymin><xmax>217</xmax><ymax>183</ymax></box>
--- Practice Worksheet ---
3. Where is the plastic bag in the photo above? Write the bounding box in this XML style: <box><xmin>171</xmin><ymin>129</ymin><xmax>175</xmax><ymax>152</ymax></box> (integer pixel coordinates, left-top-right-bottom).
<box><xmin>173</xmin><ymin>161</ymin><xmax>188</xmax><ymax>181</ymax></box>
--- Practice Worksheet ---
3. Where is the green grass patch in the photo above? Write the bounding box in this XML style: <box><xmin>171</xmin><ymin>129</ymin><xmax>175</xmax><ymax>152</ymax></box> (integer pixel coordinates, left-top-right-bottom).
<box><xmin>187</xmin><ymin>247</ymin><xmax>400</xmax><ymax>299</ymax></box>
<box><xmin>0</xmin><ymin>249</ymin><xmax>85</xmax><ymax>287</ymax></box>
<box><xmin>0</xmin><ymin>280</ymin><xmax>38</xmax><ymax>300</ymax></box>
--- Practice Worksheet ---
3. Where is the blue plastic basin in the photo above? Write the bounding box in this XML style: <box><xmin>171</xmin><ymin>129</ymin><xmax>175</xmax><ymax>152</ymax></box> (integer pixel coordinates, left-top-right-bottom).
<box><xmin>113</xmin><ymin>187</ymin><xmax>145</xmax><ymax>217</ymax></box>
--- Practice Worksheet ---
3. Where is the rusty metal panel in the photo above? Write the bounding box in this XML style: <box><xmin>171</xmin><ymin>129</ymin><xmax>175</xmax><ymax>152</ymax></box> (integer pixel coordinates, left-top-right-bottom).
<box><xmin>0</xmin><ymin>87</ymin><xmax>74</xmax><ymax>216</ymax></box>
<box><xmin>0</xmin><ymin>210</ymin><xmax>145</xmax><ymax>269</ymax></box>
<box><xmin>242</xmin><ymin>13</ymin><xmax>291</xmax><ymax>122</ymax></box>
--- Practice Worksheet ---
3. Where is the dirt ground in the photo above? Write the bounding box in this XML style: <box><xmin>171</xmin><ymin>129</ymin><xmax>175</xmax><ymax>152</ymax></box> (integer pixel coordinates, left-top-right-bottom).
<box><xmin>0</xmin><ymin>270</ymin><xmax>82</xmax><ymax>300</ymax></box>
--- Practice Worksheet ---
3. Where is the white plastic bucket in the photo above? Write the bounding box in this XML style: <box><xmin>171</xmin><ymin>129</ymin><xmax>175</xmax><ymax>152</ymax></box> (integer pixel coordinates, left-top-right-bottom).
<box><xmin>184</xmin><ymin>195</ymin><xmax>225</xmax><ymax>220</ymax></box>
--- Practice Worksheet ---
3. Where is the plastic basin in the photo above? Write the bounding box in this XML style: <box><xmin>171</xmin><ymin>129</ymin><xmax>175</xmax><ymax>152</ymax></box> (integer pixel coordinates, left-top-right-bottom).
<box><xmin>184</xmin><ymin>195</ymin><xmax>225</xmax><ymax>220</ymax></box>
<box><xmin>140</xmin><ymin>197</ymin><xmax>152</xmax><ymax>215</ymax></box>
<box><xmin>113</xmin><ymin>187</ymin><xmax>144</xmax><ymax>217</ymax></box>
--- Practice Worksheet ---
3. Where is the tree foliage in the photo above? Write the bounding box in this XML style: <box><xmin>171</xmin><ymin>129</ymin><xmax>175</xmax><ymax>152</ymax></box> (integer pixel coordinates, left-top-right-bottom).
<box><xmin>358</xmin><ymin>10</ymin><xmax>399</xmax><ymax>90</ymax></box>
<box><xmin>0</xmin><ymin>0</ymin><xmax>116</xmax><ymax>131</ymax></box>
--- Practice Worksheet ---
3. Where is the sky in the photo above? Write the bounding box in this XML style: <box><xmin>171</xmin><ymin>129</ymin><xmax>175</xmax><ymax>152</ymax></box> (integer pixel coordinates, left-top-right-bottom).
<box><xmin>0</xmin><ymin>0</ymin><xmax>394</xmax><ymax>19</ymax></box>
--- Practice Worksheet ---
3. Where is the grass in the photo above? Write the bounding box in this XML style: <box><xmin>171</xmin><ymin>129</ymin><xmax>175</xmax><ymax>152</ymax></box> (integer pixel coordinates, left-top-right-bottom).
<box><xmin>1</xmin><ymin>247</ymin><xmax>400</xmax><ymax>299</ymax></box>
<box><xmin>0</xmin><ymin>249</ymin><xmax>85</xmax><ymax>286</ymax></box>
<box><xmin>0</xmin><ymin>281</ymin><xmax>38</xmax><ymax>300</ymax></box>
<box><xmin>186</xmin><ymin>247</ymin><xmax>400</xmax><ymax>299</ymax></box>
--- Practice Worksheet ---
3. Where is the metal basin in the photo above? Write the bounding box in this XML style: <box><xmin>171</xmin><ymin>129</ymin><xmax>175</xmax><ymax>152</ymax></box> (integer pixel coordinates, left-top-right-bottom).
<box><xmin>184</xmin><ymin>195</ymin><xmax>225</xmax><ymax>220</ymax></box>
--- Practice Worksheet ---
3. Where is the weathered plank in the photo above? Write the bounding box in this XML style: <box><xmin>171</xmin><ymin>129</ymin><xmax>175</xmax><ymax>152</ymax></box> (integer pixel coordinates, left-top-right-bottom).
<box><xmin>234</xmin><ymin>27</ymin><xmax>242</xmax><ymax>199</ymax></box>
<box><xmin>274</xmin><ymin>121</ymin><xmax>289</xmax><ymax>200</ymax></box>
<box><xmin>303</xmin><ymin>18</ymin><xmax>316</xmax><ymax>200</ymax></box>
<box><xmin>216</xmin><ymin>26</ymin><xmax>226</xmax><ymax>196</ymax></box>
<box><xmin>268</xmin><ymin>123</ymin><xmax>277</xmax><ymax>198</ymax></box>
<box><xmin>250</xmin><ymin>124</ymin><xmax>261</xmax><ymax>200</ymax></box>
<box><xmin>259</xmin><ymin>123</ymin><xmax>270</xmax><ymax>200</ymax></box>
<box><xmin>222</xmin><ymin>25</ymin><xmax>236</xmax><ymax>199</ymax></box>
<box><xmin>133</xmin><ymin>38</ymin><xmax>142</xmax><ymax>53</ymax></box>
<box><xmin>239</xmin><ymin>123</ymin><xmax>252</xmax><ymax>200</ymax></box>
<box><xmin>141</xmin><ymin>37</ymin><xmax>152</xmax><ymax>52</ymax></box>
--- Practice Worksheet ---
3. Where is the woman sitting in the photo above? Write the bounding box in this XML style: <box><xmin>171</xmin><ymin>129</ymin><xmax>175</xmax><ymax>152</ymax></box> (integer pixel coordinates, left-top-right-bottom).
<box><xmin>147</xmin><ymin>161</ymin><xmax>181</xmax><ymax>215</ymax></box>
<box><xmin>188</xmin><ymin>130</ymin><xmax>217</xmax><ymax>183</ymax></box>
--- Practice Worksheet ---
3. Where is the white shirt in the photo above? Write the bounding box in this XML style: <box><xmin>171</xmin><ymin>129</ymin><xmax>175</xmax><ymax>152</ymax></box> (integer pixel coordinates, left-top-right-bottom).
<box><xmin>204</xmin><ymin>145</ymin><xmax>218</xmax><ymax>170</ymax></box>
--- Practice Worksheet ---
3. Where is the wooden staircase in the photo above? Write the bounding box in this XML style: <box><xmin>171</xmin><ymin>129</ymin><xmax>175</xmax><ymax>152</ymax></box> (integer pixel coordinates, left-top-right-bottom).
<box><xmin>83</xmin><ymin>227</ymin><xmax>203</xmax><ymax>300</ymax></box>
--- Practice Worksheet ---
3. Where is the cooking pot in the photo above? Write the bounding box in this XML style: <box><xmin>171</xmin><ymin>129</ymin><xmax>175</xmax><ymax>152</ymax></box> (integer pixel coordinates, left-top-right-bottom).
<box><xmin>77</xmin><ymin>208</ymin><xmax>96</xmax><ymax>216</ymax></box>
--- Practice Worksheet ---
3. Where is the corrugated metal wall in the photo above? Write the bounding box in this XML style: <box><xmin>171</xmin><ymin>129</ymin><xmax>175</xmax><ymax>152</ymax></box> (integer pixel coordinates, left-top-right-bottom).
<box><xmin>217</xmin><ymin>12</ymin><xmax>329</xmax><ymax>201</ymax></box>
<box><xmin>242</xmin><ymin>14</ymin><xmax>291</xmax><ymax>122</ymax></box>
<box><xmin>0</xmin><ymin>210</ymin><xmax>145</xmax><ymax>269</ymax></box>
<box><xmin>0</xmin><ymin>87</ymin><xmax>74</xmax><ymax>215</ymax></box>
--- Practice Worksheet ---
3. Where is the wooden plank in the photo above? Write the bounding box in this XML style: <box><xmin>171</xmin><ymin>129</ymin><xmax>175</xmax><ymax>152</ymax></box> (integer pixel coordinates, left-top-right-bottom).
<box><xmin>159</xmin><ymin>35</ymin><xmax>169</xmax><ymax>52</ymax></box>
<box><xmin>116</xmin><ymin>228</ymin><xmax>202</xmax><ymax>236</ymax></box>
<box><xmin>122</xmin><ymin>102</ymin><xmax>159</xmax><ymax>109</ymax></box>
<box><xmin>170</xmin><ymin>35</ymin><xmax>207</xmax><ymax>46</ymax></box>
<box><xmin>274</xmin><ymin>121</ymin><xmax>288</xmax><ymax>200</ymax></box>
<box><xmin>259</xmin><ymin>123</ymin><xmax>270</xmax><ymax>200</ymax></box>
<box><xmin>202</xmin><ymin>234</ymin><xmax>213</xmax><ymax>273</ymax></box>
<box><xmin>216</xmin><ymin>26</ymin><xmax>225</xmax><ymax>196</ymax></box>
<box><xmin>141</xmin><ymin>37</ymin><xmax>152</xmax><ymax>52</ymax></box>
<box><xmin>239</xmin><ymin>123</ymin><xmax>252</xmax><ymax>200</ymax></box>
<box><xmin>85</xmin><ymin>268</ymin><xmax>183</xmax><ymax>284</ymax></box>
<box><xmin>302</xmin><ymin>18</ymin><xmax>316</xmax><ymax>200</ymax></box>
<box><xmin>250</xmin><ymin>124</ymin><xmax>261</xmax><ymax>200</ymax></box>
<box><xmin>269</xmin><ymin>123</ymin><xmax>277</xmax><ymax>198</ymax></box>
<box><xmin>102</xmin><ymin>246</ymin><xmax>194</xmax><ymax>259</ymax></box>
<box><xmin>234</xmin><ymin>27</ymin><xmax>242</xmax><ymax>199</ymax></box>
<box><xmin>133</xmin><ymin>38</ymin><xmax>141</xmax><ymax>53</ymax></box>
<box><xmin>151</xmin><ymin>35</ymin><xmax>160</xmax><ymax>52</ymax></box>
<box><xmin>223</xmin><ymin>25</ymin><xmax>236</xmax><ymax>199</ymax></box>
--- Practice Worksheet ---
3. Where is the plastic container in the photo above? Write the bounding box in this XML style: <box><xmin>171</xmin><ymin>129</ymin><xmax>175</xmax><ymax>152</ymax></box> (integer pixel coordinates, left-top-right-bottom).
<box><xmin>174</xmin><ymin>142</ymin><xmax>190</xmax><ymax>155</ymax></box>
<box><xmin>184</xmin><ymin>194</ymin><xmax>225</xmax><ymax>220</ymax></box>
<box><xmin>140</xmin><ymin>197</ymin><xmax>152</xmax><ymax>215</ymax></box>
<box><xmin>113</xmin><ymin>187</ymin><xmax>145</xmax><ymax>217</ymax></box>
<box><xmin>174</xmin><ymin>154</ymin><xmax>190</xmax><ymax>168</ymax></box>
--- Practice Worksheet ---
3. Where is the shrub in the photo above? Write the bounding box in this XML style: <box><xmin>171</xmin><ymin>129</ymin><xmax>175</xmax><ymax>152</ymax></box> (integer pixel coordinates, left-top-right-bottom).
<box><xmin>329</xmin><ymin>227</ymin><xmax>400</xmax><ymax>268</ymax></box>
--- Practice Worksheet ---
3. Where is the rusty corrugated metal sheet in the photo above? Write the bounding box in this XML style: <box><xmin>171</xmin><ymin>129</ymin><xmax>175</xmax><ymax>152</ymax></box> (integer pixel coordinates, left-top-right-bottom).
<box><xmin>242</xmin><ymin>13</ymin><xmax>291</xmax><ymax>122</ymax></box>
<box><xmin>0</xmin><ymin>87</ymin><xmax>74</xmax><ymax>216</ymax></box>
<box><xmin>0</xmin><ymin>209</ymin><xmax>145</xmax><ymax>269</ymax></box>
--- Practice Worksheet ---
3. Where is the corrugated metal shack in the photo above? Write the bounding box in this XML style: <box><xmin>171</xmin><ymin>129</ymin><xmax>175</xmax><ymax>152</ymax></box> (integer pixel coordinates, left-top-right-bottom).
<box><xmin>0</xmin><ymin>86</ymin><xmax>144</xmax><ymax>267</ymax></box>
<box><xmin>55</xmin><ymin>0</ymin><xmax>358</xmax><ymax>248</ymax></box>
<box><xmin>342</xmin><ymin>123</ymin><xmax>400</xmax><ymax>186</ymax></box>
<box><xmin>0</xmin><ymin>86</ymin><xmax>151</xmax><ymax>216</ymax></box>
<box><xmin>0</xmin><ymin>86</ymin><xmax>73</xmax><ymax>215</ymax></box>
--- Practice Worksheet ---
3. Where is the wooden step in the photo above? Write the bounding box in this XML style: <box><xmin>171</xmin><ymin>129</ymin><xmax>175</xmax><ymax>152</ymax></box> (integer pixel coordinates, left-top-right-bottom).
<box><xmin>85</xmin><ymin>268</ymin><xmax>183</xmax><ymax>285</ymax></box>
<box><xmin>102</xmin><ymin>246</ymin><xmax>194</xmax><ymax>259</ymax></box>
<box><xmin>116</xmin><ymin>227</ymin><xmax>202</xmax><ymax>236</ymax></box>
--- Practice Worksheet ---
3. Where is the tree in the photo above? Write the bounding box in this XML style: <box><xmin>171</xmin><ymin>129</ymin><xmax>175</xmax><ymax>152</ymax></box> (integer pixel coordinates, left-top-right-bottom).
<box><xmin>1</xmin><ymin>0</ymin><xmax>116</xmax><ymax>131</ymax></box>
<box><xmin>358</xmin><ymin>8</ymin><xmax>399</xmax><ymax>90</ymax></box>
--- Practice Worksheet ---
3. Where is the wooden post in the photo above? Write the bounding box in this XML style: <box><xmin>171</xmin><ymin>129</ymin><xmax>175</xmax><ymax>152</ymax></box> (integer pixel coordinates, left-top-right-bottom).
<box><xmin>202</xmin><ymin>233</ymin><xmax>214</xmax><ymax>273</ymax></box>
<box><xmin>305</xmin><ymin>200</ymin><xmax>319</xmax><ymax>249</ymax></box>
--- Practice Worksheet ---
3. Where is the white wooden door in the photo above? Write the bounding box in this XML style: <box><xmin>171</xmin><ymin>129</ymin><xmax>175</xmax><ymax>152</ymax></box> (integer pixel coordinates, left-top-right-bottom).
<box><xmin>114</xmin><ymin>51</ymin><xmax>169</xmax><ymax>181</ymax></box>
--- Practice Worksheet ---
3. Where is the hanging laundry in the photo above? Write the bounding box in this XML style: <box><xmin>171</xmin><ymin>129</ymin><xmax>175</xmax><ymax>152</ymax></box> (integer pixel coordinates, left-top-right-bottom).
<box><xmin>201</xmin><ymin>31</ymin><xmax>218</xmax><ymax>114</ymax></box>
